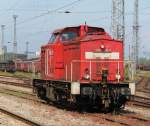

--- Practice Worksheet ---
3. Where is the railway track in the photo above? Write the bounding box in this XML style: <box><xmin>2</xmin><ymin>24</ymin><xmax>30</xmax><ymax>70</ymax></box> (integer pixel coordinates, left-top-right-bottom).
<box><xmin>131</xmin><ymin>95</ymin><xmax>150</xmax><ymax>108</ymax></box>
<box><xmin>1</xmin><ymin>75</ymin><xmax>150</xmax><ymax>108</ymax></box>
<box><xmin>0</xmin><ymin>84</ymin><xmax>149</xmax><ymax>126</ymax></box>
<box><xmin>136</xmin><ymin>76</ymin><xmax>150</xmax><ymax>91</ymax></box>
<box><xmin>0</xmin><ymin>87</ymin><xmax>38</xmax><ymax>103</ymax></box>
<box><xmin>137</xmin><ymin>89</ymin><xmax>150</xmax><ymax>95</ymax></box>
<box><xmin>0</xmin><ymin>75</ymin><xmax>149</xmax><ymax>126</ymax></box>
<box><xmin>133</xmin><ymin>76</ymin><xmax>150</xmax><ymax>108</ymax></box>
<box><xmin>0</xmin><ymin>80</ymin><xmax>32</xmax><ymax>88</ymax></box>
<box><xmin>0</xmin><ymin>75</ymin><xmax>32</xmax><ymax>88</ymax></box>
<box><xmin>0</xmin><ymin>86</ymin><xmax>49</xmax><ymax>125</ymax></box>
<box><xmin>84</xmin><ymin>111</ymin><xmax>150</xmax><ymax>126</ymax></box>
<box><xmin>0</xmin><ymin>108</ymin><xmax>42</xmax><ymax>126</ymax></box>
<box><xmin>0</xmin><ymin>78</ymin><xmax>40</xmax><ymax>126</ymax></box>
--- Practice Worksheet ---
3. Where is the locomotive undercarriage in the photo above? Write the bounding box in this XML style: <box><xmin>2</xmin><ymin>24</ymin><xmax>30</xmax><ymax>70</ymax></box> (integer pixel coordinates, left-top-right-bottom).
<box><xmin>33</xmin><ymin>79</ymin><xmax>131</xmax><ymax>112</ymax></box>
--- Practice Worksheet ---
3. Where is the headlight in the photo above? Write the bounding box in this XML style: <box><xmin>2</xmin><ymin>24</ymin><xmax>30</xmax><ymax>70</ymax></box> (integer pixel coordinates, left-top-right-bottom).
<box><xmin>116</xmin><ymin>73</ymin><xmax>121</xmax><ymax>80</ymax></box>
<box><xmin>83</xmin><ymin>74</ymin><xmax>90</xmax><ymax>80</ymax></box>
<box><xmin>83</xmin><ymin>68</ymin><xmax>90</xmax><ymax>80</ymax></box>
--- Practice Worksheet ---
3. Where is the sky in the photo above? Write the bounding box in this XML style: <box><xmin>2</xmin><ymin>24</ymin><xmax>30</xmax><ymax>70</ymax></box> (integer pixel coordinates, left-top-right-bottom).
<box><xmin>0</xmin><ymin>0</ymin><xmax>149</xmax><ymax>58</ymax></box>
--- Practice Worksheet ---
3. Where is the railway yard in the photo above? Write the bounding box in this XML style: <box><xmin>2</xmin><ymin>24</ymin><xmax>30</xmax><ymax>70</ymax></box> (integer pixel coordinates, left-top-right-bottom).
<box><xmin>0</xmin><ymin>0</ymin><xmax>150</xmax><ymax>126</ymax></box>
<box><xmin>0</xmin><ymin>71</ymin><xmax>149</xmax><ymax>126</ymax></box>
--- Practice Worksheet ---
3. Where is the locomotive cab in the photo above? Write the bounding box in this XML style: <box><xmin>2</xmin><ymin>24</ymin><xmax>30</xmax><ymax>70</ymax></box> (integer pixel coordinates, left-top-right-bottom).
<box><xmin>33</xmin><ymin>25</ymin><xmax>135</xmax><ymax>112</ymax></box>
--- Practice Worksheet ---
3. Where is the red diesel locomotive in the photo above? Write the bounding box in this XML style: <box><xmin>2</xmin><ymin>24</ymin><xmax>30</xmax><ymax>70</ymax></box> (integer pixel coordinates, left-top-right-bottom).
<box><xmin>33</xmin><ymin>25</ymin><xmax>135</xmax><ymax>111</ymax></box>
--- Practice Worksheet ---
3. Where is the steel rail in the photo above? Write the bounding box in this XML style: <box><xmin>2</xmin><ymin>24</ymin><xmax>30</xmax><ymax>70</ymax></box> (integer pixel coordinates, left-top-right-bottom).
<box><xmin>0</xmin><ymin>108</ymin><xmax>42</xmax><ymax>126</ymax></box>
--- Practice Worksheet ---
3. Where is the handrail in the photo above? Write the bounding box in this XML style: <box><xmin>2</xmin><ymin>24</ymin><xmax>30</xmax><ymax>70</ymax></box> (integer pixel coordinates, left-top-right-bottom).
<box><xmin>69</xmin><ymin>60</ymin><xmax>135</xmax><ymax>82</ymax></box>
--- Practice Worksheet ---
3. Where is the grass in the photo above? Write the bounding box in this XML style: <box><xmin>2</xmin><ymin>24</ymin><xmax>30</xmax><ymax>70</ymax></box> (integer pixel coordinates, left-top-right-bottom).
<box><xmin>0</xmin><ymin>71</ymin><xmax>40</xmax><ymax>79</ymax></box>
<box><xmin>124</xmin><ymin>64</ymin><xmax>150</xmax><ymax>81</ymax></box>
<box><xmin>136</xmin><ymin>70</ymin><xmax>150</xmax><ymax>78</ymax></box>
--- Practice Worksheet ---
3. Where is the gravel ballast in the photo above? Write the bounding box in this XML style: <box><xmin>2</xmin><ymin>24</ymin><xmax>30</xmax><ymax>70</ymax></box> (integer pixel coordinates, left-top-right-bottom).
<box><xmin>0</xmin><ymin>111</ymin><xmax>29</xmax><ymax>126</ymax></box>
<box><xmin>0</xmin><ymin>93</ymin><xmax>109</xmax><ymax>126</ymax></box>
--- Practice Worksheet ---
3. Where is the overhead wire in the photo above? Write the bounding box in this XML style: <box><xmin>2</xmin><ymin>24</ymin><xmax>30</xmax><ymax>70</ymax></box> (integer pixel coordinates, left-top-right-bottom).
<box><xmin>2</xmin><ymin>0</ymin><xmax>84</xmax><ymax>30</ymax></box>
<box><xmin>17</xmin><ymin>0</ymin><xmax>84</xmax><ymax>25</ymax></box>
<box><xmin>9</xmin><ymin>0</ymin><xmax>85</xmax><ymax>40</ymax></box>
<box><xmin>57</xmin><ymin>10</ymin><xmax>110</xmax><ymax>14</ymax></box>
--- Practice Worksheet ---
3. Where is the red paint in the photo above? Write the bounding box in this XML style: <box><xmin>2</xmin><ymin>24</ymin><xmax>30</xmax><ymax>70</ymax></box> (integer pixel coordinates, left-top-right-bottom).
<box><xmin>15</xmin><ymin>59</ymin><xmax>40</xmax><ymax>73</ymax></box>
<box><xmin>41</xmin><ymin>25</ymin><xmax>124</xmax><ymax>83</ymax></box>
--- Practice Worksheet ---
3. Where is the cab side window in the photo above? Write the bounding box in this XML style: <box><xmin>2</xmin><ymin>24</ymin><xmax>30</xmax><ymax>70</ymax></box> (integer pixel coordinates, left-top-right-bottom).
<box><xmin>49</xmin><ymin>33</ymin><xmax>59</xmax><ymax>43</ymax></box>
<box><xmin>61</xmin><ymin>31</ymin><xmax>78</xmax><ymax>41</ymax></box>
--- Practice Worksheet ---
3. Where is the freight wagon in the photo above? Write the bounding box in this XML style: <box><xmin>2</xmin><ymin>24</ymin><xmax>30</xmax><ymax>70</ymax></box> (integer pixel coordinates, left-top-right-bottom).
<box><xmin>0</xmin><ymin>60</ymin><xmax>16</xmax><ymax>72</ymax></box>
<box><xmin>15</xmin><ymin>58</ymin><xmax>40</xmax><ymax>73</ymax></box>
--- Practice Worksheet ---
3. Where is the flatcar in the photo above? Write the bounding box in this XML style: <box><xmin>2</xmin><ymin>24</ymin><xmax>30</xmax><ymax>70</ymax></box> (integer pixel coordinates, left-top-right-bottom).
<box><xmin>33</xmin><ymin>25</ymin><xmax>135</xmax><ymax>111</ymax></box>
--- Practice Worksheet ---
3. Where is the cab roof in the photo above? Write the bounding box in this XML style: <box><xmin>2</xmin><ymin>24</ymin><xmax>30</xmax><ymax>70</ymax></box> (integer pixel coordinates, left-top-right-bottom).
<box><xmin>53</xmin><ymin>25</ymin><xmax>105</xmax><ymax>34</ymax></box>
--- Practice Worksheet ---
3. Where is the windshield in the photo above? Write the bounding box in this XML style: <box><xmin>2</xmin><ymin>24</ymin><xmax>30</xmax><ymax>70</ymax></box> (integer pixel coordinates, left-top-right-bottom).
<box><xmin>61</xmin><ymin>31</ymin><xmax>78</xmax><ymax>41</ymax></box>
<box><xmin>49</xmin><ymin>33</ymin><xmax>59</xmax><ymax>43</ymax></box>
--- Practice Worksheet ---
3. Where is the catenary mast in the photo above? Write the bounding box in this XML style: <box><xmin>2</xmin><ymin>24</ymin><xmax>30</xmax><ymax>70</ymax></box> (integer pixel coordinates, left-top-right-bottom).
<box><xmin>132</xmin><ymin>0</ymin><xmax>139</xmax><ymax>72</ymax></box>
<box><xmin>13</xmin><ymin>15</ymin><xmax>18</xmax><ymax>59</ymax></box>
<box><xmin>111</xmin><ymin>0</ymin><xmax>125</xmax><ymax>42</ymax></box>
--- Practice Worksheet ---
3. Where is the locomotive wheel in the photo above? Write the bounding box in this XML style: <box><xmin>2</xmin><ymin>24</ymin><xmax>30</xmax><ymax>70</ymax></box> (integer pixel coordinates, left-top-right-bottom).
<box><xmin>37</xmin><ymin>88</ymin><xmax>46</xmax><ymax>100</ymax></box>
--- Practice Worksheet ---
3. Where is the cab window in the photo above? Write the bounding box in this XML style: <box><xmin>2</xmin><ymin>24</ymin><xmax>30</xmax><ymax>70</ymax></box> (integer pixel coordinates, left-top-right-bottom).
<box><xmin>49</xmin><ymin>33</ymin><xmax>59</xmax><ymax>43</ymax></box>
<box><xmin>61</xmin><ymin>31</ymin><xmax>78</xmax><ymax>41</ymax></box>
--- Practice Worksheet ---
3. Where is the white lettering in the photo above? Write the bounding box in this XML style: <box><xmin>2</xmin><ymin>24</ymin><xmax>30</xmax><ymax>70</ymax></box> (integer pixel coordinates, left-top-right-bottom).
<box><xmin>85</xmin><ymin>52</ymin><xmax>119</xmax><ymax>59</ymax></box>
